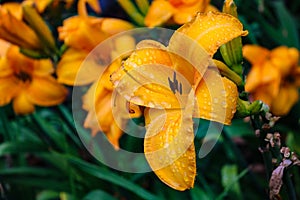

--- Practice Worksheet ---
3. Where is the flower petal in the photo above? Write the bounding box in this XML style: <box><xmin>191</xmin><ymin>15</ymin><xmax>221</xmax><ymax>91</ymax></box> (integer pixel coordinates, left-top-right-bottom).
<box><xmin>32</xmin><ymin>59</ymin><xmax>54</xmax><ymax>76</ymax></box>
<box><xmin>173</xmin><ymin>0</ymin><xmax>210</xmax><ymax>24</ymax></box>
<box><xmin>144</xmin><ymin>0</ymin><xmax>176</xmax><ymax>27</ymax></box>
<box><xmin>144</xmin><ymin>91</ymin><xmax>196</xmax><ymax>191</ymax></box>
<box><xmin>101</xmin><ymin>18</ymin><xmax>135</xmax><ymax>35</ymax></box>
<box><xmin>83</xmin><ymin>89</ymin><xmax>123</xmax><ymax>150</ymax></box>
<box><xmin>0</xmin><ymin>57</ymin><xmax>13</xmax><ymax>77</ymax></box>
<box><xmin>193</xmin><ymin>68</ymin><xmax>238</xmax><ymax>125</ymax></box>
<box><xmin>242</xmin><ymin>45</ymin><xmax>270</xmax><ymax>65</ymax></box>
<box><xmin>270</xmin><ymin>46</ymin><xmax>299</xmax><ymax>77</ymax></box>
<box><xmin>13</xmin><ymin>91</ymin><xmax>35</xmax><ymax>115</ymax></box>
<box><xmin>111</xmin><ymin>42</ymin><xmax>192</xmax><ymax>109</ymax></box>
<box><xmin>27</xmin><ymin>76</ymin><xmax>67</xmax><ymax>106</ymax></box>
<box><xmin>0</xmin><ymin>7</ymin><xmax>41</xmax><ymax>49</ymax></box>
<box><xmin>56</xmin><ymin>48</ymin><xmax>102</xmax><ymax>86</ymax></box>
<box><xmin>1</xmin><ymin>2</ymin><xmax>23</xmax><ymax>19</ymax></box>
<box><xmin>271</xmin><ymin>85</ymin><xmax>299</xmax><ymax>116</ymax></box>
<box><xmin>168</xmin><ymin>30</ymin><xmax>210</xmax><ymax>86</ymax></box>
<box><xmin>0</xmin><ymin>76</ymin><xmax>20</xmax><ymax>105</ymax></box>
<box><xmin>0</xmin><ymin>39</ymin><xmax>10</xmax><ymax>57</ymax></box>
<box><xmin>173</xmin><ymin>11</ymin><xmax>248</xmax><ymax>56</ymax></box>
<box><xmin>245</xmin><ymin>61</ymin><xmax>280</xmax><ymax>94</ymax></box>
<box><xmin>58</xmin><ymin>16</ymin><xmax>109</xmax><ymax>51</ymax></box>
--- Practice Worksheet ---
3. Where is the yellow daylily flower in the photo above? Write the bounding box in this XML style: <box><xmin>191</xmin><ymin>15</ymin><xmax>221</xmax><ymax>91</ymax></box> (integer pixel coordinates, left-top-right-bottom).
<box><xmin>24</xmin><ymin>0</ymin><xmax>74</xmax><ymax>13</ymax></box>
<box><xmin>144</xmin><ymin>0</ymin><xmax>218</xmax><ymax>27</ymax></box>
<box><xmin>0</xmin><ymin>45</ymin><xmax>67</xmax><ymax>115</ymax></box>
<box><xmin>82</xmin><ymin>35</ymin><xmax>137</xmax><ymax>149</ymax></box>
<box><xmin>111</xmin><ymin>11</ymin><xmax>247</xmax><ymax>190</ymax></box>
<box><xmin>57</xmin><ymin>0</ymin><xmax>134</xmax><ymax>86</ymax></box>
<box><xmin>244</xmin><ymin>45</ymin><xmax>300</xmax><ymax>116</ymax></box>
<box><xmin>0</xmin><ymin>3</ymin><xmax>42</xmax><ymax>50</ymax></box>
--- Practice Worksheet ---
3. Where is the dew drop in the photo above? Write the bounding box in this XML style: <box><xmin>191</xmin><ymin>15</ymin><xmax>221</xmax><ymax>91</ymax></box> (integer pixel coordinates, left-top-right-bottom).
<box><xmin>131</xmin><ymin>96</ymin><xmax>144</xmax><ymax>105</ymax></box>
<box><xmin>213</xmin><ymin>97</ymin><xmax>219</xmax><ymax>103</ymax></box>
<box><xmin>148</xmin><ymin>101</ymin><xmax>155</xmax><ymax>107</ymax></box>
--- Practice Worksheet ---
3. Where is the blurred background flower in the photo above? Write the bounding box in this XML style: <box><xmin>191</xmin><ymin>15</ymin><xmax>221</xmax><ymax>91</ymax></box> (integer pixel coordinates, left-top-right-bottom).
<box><xmin>244</xmin><ymin>45</ymin><xmax>300</xmax><ymax>116</ymax></box>
<box><xmin>0</xmin><ymin>44</ymin><xmax>67</xmax><ymax>114</ymax></box>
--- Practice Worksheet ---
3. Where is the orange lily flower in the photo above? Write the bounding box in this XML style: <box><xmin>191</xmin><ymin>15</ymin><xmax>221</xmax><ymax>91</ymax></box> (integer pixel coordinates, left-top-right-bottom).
<box><xmin>56</xmin><ymin>0</ymin><xmax>134</xmax><ymax>86</ymax></box>
<box><xmin>144</xmin><ymin>0</ymin><xmax>218</xmax><ymax>27</ymax></box>
<box><xmin>0</xmin><ymin>3</ymin><xmax>42</xmax><ymax>50</ymax></box>
<box><xmin>244</xmin><ymin>45</ymin><xmax>300</xmax><ymax>116</ymax></box>
<box><xmin>111</xmin><ymin>11</ymin><xmax>247</xmax><ymax>190</ymax></box>
<box><xmin>23</xmin><ymin>0</ymin><xmax>75</xmax><ymax>13</ymax></box>
<box><xmin>82</xmin><ymin>35</ymin><xmax>137</xmax><ymax>149</ymax></box>
<box><xmin>0</xmin><ymin>45</ymin><xmax>67</xmax><ymax>115</ymax></box>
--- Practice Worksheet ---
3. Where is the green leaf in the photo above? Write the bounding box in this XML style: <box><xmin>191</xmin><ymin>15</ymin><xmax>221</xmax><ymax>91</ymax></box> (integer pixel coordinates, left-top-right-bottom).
<box><xmin>36</xmin><ymin>190</ymin><xmax>60</xmax><ymax>200</ymax></box>
<box><xmin>0</xmin><ymin>167</ymin><xmax>62</xmax><ymax>178</ymax></box>
<box><xmin>272</xmin><ymin>1</ymin><xmax>299</xmax><ymax>48</ymax></box>
<box><xmin>190</xmin><ymin>187</ymin><xmax>211</xmax><ymax>200</ymax></box>
<box><xmin>67</xmin><ymin>155</ymin><xmax>162</xmax><ymax>200</ymax></box>
<box><xmin>0</xmin><ymin>177</ymin><xmax>70</xmax><ymax>191</ymax></box>
<box><xmin>217</xmin><ymin>166</ymin><xmax>249</xmax><ymax>200</ymax></box>
<box><xmin>223</xmin><ymin>119</ymin><xmax>254</xmax><ymax>137</ymax></box>
<box><xmin>83</xmin><ymin>190</ymin><xmax>117</xmax><ymax>200</ymax></box>
<box><xmin>221</xmin><ymin>165</ymin><xmax>241</xmax><ymax>197</ymax></box>
<box><xmin>0</xmin><ymin>141</ymin><xmax>47</xmax><ymax>156</ymax></box>
<box><xmin>286</xmin><ymin>131</ymin><xmax>300</xmax><ymax>155</ymax></box>
<box><xmin>32</xmin><ymin>112</ymin><xmax>68</xmax><ymax>151</ymax></box>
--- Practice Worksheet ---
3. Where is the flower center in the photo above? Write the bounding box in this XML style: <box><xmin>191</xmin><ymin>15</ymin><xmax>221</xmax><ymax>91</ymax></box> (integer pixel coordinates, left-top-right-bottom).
<box><xmin>15</xmin><ymin>71</ymin><xmax>32</xmax><ymax>82</ymax></box>
<box><xmin>285</xmin><ymin>74</ymin><xmax>295</xmax><ymax>84</ymax></box>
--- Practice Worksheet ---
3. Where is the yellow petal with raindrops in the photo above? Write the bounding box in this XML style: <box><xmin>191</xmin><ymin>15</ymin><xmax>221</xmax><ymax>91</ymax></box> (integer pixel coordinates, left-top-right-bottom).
<box><xmin>144</xmin><ymin>91</ymin><xmax>196</xmax><ymax>191</ymax></box>
<box><xmin>193</xmin><ymin>68</ymin><xmax>238</xmax><ymax>125</ymax></box>
<box><xmin>111</xmin><ymin>40</ymin><xmax>192</xmax><ymax>109</ymax></box>
<box><xmin>172</xmin><ymin>11</ymin><xmax>248</xmax><ymax>56</ymax></box>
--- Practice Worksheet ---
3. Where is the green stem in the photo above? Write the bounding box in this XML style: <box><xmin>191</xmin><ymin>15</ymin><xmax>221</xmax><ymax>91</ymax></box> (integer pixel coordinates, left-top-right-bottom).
<box><xmin>261</xmin><ymin>150</ymin><xmax>273</xmax><ymax>181</ymax></box>
<box><xmin>0</xmin><ymin>107</ymin><xmax>12</xmax><ymax>141</ymax></box>
<box><xmin>283</xmin><ymin>170</ymin><xmax>297</xmax><ymax>200</ymax></box>
<box><xmin>117</xmin><ymin>0</ymin><xmax>145</xmax><ymax>26</ymax></box>
<box><xmin>222</xmin><ymin>130</ymin><xmax>268</xmax><ymax>197</ymax></box>
<box><xmin>31</xmin><ymin>112</ymin><xmax>64</xmax><ymax>150</ymax></box>
<box><xmin>57</xmin><ymin>105</ymin><xmax>82</xmax><ymax>148</ymax></box>
<box><xmin>212</xmin><ymin>60</ymin><xmax>244</xmax><ymax>87</ymax></box>
<box><xmin>135</xmin><ymin>0</ymin><xmax>149</xmax><ymax>15</ymax></box>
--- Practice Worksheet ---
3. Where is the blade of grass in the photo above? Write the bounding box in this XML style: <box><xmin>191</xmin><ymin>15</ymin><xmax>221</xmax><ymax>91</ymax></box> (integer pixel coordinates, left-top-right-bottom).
<box><xmin>66</xmin><ymin>155</ymin><xmax>162</xmax><ymax>200</ymax></box>
<box><xmin>36</xmin><ymin>190</ymin><xmax>60</xmax><ymax>200</ymax></box>
<box><xmin>0</xmin><ymin>177</ymin><xmax>70</xmax><ymax>191</ymax></box>
<box><xmin>0</xmin><ymin>141</ymin><xmax>47</xmax><ymax>156</ymax></box>
<box><xmin>272</xmin><ymin>1</ymin><xmax>299</xmax><ymax>48</ymax></box>
<box><xmin>190</xmin><ymin>187</ymin><xmax>211</xmax><ymax>200</ymax></box>
<box><xmin>32</xmin><ymin>112</ymin><xmax>68</xmax><ymax>151</ymax></box>
<box><xmin>83</xmin><ymin>190</ymin><xmax>117</xmax><ymax>200</ymax></box>
<box><xmin>0</xmin><ymin>167</ymin><xmax>62</xmax><ymax>178</ymax></box>
<box><xmin>0</xmin><ymin>106</ymin><xmax>13</xmax><ymax>141</ymax></box>
<box><xmin>216</xmin><ymin>167</ymin><xmax>249</xmax><ymax>200</ymax></box>
<box><xmin>57</xmin><ymin>105</ymin><xmax>83</xmax><ymax>148</ymax></box>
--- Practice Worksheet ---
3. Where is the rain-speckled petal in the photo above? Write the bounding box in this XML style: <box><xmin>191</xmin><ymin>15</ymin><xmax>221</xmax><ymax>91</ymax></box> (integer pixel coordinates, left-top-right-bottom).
<box><xmin>111</xmin><ymin>41</ymin><xmax>193</xmax><ymax>109</ymax></box>
<box><xmin>193</xmin><ymin>68</ymin><xmax>238</xmax><ymax>125</ymax></box>
<box><xmin>173</xmin><ymin>11</ymin><xmax>248</xmax><ymax>56</ymax></box>
<box><xmin>144</xmin><ymin>91</ymin><xmax>196</xmax><ymax>191</ymax></box>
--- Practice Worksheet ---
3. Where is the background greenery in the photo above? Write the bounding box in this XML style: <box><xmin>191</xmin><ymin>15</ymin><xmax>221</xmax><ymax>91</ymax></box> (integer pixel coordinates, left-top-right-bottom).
<box><xmin>0</xmin><ymin>0</ymin><xmax>299</xmax><ymax>199</ymax></box>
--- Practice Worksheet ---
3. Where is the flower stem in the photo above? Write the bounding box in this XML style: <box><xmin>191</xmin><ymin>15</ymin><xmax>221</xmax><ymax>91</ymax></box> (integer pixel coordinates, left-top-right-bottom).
<box><xmin>222</xmin><ymin>130</ymin><xmax>268</xmax><ymax>197</ymax></box>
<box><xmin>117</xmin><ymin>0</ymin><xmax>145</xmax><ymax>26</ymax></box>
<box><xmin>135</xmin><ymin>0</ymin><xmax>149</xmax><ymax>15</ymax></box>
<box><xmin>213</xmin><ymin>59</ymin><xmax>244</xmax><ymax>87</ymax></box>
<box><xmin>0</xmin><ymin>106</ymin><xmax>12</xmax><ymax>141</ymax></box>
<box><xmin>283</xmin><ymin>169</ymin><xmax>297</xmax><ymax>200</ymax></box>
